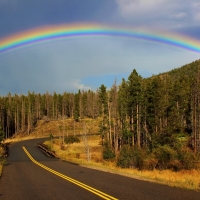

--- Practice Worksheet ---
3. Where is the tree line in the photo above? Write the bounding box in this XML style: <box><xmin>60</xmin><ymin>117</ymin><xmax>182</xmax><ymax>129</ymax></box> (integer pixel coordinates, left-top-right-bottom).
<box><xmin>0</xmin><ymin>90</ymin><xmax>100</xmax><ymax>138</ymax></box>
<box><xmin>1</xmin><ymin>59</ymin><xmax>200</xmax><ymax>170</ymax></box>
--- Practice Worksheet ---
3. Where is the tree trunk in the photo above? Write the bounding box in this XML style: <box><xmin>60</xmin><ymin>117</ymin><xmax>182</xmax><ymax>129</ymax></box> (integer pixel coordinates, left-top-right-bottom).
<box><xmin>137</xmin><ymin>103</ymin><xmax>140</xmax><ymax>148</ymax></box>
<box><xmin>131</xmin><ymin>108</ymin><xmax>134</xmax><ymax>146</ymax></box>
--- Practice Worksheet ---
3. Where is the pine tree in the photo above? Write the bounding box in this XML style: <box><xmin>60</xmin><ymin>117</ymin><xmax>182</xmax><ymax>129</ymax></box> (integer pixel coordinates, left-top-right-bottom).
<box><xmin>74</xmin><ymin>91</ymin><xmax>80</xmax><ymax>122</ymax></box>
<box><xmin>98</xmin><ymin>84</ymin><xmax>109</xmax><ymax>143</ymax></box>
<box><xmin>98</xmin><ymin>84</ymin><xmax>108</xmax><ymax>116</ymax></box>
<box><xmin>127</xmin><ymin>69</ymin><xmax>142</xmax><ymax>147</ymax></box>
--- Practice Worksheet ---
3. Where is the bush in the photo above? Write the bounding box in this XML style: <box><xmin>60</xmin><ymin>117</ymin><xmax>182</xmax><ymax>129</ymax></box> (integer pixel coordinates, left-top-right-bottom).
<box><xmin>116</xmin><ymin>143</ymin><xmax>200</xmax><ymax>171</ymax></box>
<box><xmin>117</xmin><ymin>145</ymin><xmax>132</xmax><ymax>168</ymax></box>
<box><xmin>103</xmin><ymin>142</ymin><xmax>115</xmax><ymax>160</ymax></box>
<box><xmin>131</xmin><ymin>148</ymin><xmax>146</xmax><ymax>170</ymax></box>
<box><xmin>167</xmin><ymin>159</ymin><xmax>182</xmax><ymax>171</ymax></box>
<box><xmin>64</xmin><ymin>135</ymin><xmax>80</xmax><ymax>144</ymax></box>
<box><xmin>178</xmin><ymin>147</ymin><xmax>197</xmax><ymax>170</ymax></box>
<box><xmin>143</xmin><ymin>158</ymin><xmax>158</xmax><ymax>170</ymax></box>
<box><xmin>153</xmin><ymin>145</ymin><xmax>177</xmax><ymax>170</ymax></box>
<box><xmin>117</xmin><ymin>146</ymin><xmax>146</xmax><ymax>170</ymax></box>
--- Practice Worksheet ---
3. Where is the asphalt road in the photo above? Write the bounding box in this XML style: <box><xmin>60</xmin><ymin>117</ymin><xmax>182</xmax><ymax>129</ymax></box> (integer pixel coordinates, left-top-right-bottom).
<box><xmin>0</xmin><ymin>138</ymin><xmax>199</xmax><ymax>200</ymax></box>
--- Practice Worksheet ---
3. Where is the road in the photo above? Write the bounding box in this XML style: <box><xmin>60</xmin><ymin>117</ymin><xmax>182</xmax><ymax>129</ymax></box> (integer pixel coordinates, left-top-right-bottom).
<box><xmin>0</xmin><ymin>138</ymin><xmax>199</xmax><ymax>200</ymax></box>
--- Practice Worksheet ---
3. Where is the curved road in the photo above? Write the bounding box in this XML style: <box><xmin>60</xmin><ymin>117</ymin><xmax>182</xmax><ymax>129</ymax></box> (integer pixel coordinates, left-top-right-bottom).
<box><xmin>0</xmin><ymin>138</ymin><xmax>199</xmax><ymax>200</ymax></box>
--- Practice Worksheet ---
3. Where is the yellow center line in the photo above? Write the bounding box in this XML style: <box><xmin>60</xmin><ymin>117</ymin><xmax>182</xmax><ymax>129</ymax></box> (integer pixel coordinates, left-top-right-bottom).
<box><xmin>22</xmin><ymin>146</ymin><xmax>118</xmax><ymax>200</ymax></box>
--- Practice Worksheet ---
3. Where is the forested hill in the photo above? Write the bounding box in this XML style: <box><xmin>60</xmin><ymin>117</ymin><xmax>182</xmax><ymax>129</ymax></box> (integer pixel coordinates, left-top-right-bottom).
<box><xmin>159</xmin><ymin>59</ymin><xmax>200</xmax><ymax>80</ymax></box>
<box><xmin>1</xmin><ymin>59</ymin><xmax>200</xmax><ymax>170</ymax></box>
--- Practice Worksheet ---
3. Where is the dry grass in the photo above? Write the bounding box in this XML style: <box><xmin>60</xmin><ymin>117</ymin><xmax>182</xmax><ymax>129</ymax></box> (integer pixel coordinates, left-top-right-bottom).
<box><xmin>115</xmin><ymin>168</ymin><xmax>200</xmax><ymax>191</ymax></box>
<box><xmin>5</xmin><ymin>118</ymin><xmax>101</xmax><ymax>143</ymax></box>
<box><xmin>45</xmin><ymin>135</ymin><xmax>103</xmax><ymax>164</ymax></box>
<box><xmin>31</xmin><ymin>118</ymin><xmax>101</xmax><ymax>137</ymax></box>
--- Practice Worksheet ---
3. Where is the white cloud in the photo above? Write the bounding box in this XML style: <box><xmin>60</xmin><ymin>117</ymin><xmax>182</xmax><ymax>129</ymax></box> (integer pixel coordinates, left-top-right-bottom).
<box><xmin>192</xmin><ymin>2</ymin><xmax>200</xmax><ymax>22</ymax></box>
<box><xmin>115</xmin><ymin>0</ymin><xmax>200</xmax><ymax>30</ymax></box>
<box><xmin>116</xmin><ymin>0</ymin><xmax>168</xmax><ymax>17</ymax></box>
<box><xmin>70</xmin><ymin>79</ymin><xmax>91</xmax><ymax>91</ymax></box>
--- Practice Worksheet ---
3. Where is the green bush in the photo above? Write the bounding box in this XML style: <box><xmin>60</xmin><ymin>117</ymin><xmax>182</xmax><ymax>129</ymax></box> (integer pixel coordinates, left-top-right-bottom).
<box><xmin>116</xmin><ymin>143</ymin><xmax>200</xmax><ymax>171</ymax></box>
<box><xmin>117</xmin><ymin>145</ymin><xmax>132</xmax><ymax>168</ymax></box>
<box><xmin>153</xmin><ymin>145</ymin><xmax>177</xmax><ymax>170</ymax></box>
<box><xmin>117</xmin><ymin>146</ymin><xmax>147</xmax><ymax>170</ymax></box>
<box><xmin>178</xmin><ymin>147</ymin><xmax>197</xmax><ymax>170</ymax></box>
<box><xmin>103</xmin><ymin>142</ymin><xmax>115</xmax><ymax>160</ymax></box>
<box><xmin>64</xmin><ymin>135</ymin><xmax>80</xmax><ymax>144</ymax></box>
<box><xmin>131</xmin><ymin>148</ymin><xmax>146</xmax><ymax>170</ymax></box>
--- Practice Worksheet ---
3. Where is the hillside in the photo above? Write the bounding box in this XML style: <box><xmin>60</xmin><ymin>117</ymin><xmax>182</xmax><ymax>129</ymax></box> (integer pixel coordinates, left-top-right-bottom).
<box><xmin>9</xmin><ymin>118</ymin><xmax>101</xmax><ymax>140</ymax></box>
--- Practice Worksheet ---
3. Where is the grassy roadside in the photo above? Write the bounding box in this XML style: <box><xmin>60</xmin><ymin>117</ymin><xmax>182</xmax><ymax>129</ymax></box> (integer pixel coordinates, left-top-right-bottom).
<box><xmin>44</xmin><ymin>136</ymin><xmax>200</xmax><ymax>191</ymax></box>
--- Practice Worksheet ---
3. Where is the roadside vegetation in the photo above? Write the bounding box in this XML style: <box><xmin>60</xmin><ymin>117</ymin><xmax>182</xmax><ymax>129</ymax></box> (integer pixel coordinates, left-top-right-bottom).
<box><xmin>44</xmin><ymin>132</ymin><xmax>200</xmax><ymax>191</ymax></box>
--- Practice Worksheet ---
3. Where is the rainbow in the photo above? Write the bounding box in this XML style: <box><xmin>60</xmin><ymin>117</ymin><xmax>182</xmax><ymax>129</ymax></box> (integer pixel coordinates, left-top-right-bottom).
<box><xmin>0</xmin><ymin>23</ymin><xmax>200</xmax><ymax>53</ymax></box>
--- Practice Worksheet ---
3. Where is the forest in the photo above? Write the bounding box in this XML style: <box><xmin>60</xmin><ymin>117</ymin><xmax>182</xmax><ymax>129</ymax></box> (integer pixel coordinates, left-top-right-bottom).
<box><xmin>1</xmin><ymin>59</ymin><xmax>200</xmax><ymax>171</ymax></box>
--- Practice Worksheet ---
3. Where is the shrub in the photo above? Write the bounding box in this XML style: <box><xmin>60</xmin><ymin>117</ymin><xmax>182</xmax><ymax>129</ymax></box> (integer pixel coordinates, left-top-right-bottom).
<box><xmin>178</xmin><ymin>147</ymin><xmax>197</xmax><ymax>170</ymax></box>
<box><xmin>167</xmin><ymin>159</ymin><xmax>182</xmax><ymax>171</ymax></box>
<box><xmin>143</xmin><ymin>158</ymin><xmax>158</xmax><ymax>170</ymax></box>
<box><xmin>103</xmin><ymin>142</ymin><xmax>115</xmax><ymax>160</ymax></box>
<box><xmin>117</xmin><ymin>146</ymin><xmax>146</xmax><ymax>170</ymax></box>
<box><xmin>64</xmin><ymin>135</ymin><xmax>80</xmax><ymax>144</ymax></box>
<box><xmin>153</xmin><ymin>145</ymin><xmax>177</xmax><ymax>170</ymax></box>
<box><xmin>131</xmin><ymin>148</ymin><xmax>147</xmax><ymax>170</ymax></box>
<box><xmin>117</xmin><ymin>145</ymin><xmax>132</xmax><ymax>168</ymax></box>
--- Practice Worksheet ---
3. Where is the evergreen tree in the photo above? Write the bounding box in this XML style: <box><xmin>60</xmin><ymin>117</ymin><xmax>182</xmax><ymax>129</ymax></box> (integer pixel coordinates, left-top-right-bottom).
<box><xmin>127</xmin><ymin>69</ymin><xmax>142</xmax><ymax>147</ymax></box>
<box><xmin>74</xmin><ymin>91</ymin><xmax>80</xmax><ymax>122</ymax></box>
<box><xmin>98</xmin><ymin>84</ymin><xmax>109</xmax><ymax>143</ymax></box>
<box><xmin>98</xmin><ymin>84</ymin><xmax>108</xmax><ymax>116</ymax></box>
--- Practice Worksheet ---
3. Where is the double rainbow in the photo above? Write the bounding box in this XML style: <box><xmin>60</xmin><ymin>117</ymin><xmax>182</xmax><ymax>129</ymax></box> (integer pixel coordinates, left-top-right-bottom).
<box><xmin>0</xmin><ymin>23</ymin><xmax>200</xmax><ymax>53</ymax></box>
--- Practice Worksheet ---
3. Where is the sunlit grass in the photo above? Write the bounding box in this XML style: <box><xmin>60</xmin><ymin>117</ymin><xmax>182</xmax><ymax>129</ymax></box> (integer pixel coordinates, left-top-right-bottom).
<box><xmin>116</xmin><ymin>168</ymin><xmax>200</xmax><ymax>190</ymax></box>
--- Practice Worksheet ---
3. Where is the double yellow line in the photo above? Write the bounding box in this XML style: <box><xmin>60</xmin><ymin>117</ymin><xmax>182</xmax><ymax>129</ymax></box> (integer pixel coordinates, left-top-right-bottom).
<box><xmin>22</xmin><ymin>146</ymin><xmax>118</xmax><ymax>200</ymax></box>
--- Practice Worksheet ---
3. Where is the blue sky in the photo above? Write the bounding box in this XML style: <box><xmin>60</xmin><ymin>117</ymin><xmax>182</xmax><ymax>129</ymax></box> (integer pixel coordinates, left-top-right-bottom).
<box><xmin>0</xmin><ymin>0</ymin><xmax>200</xmax><ymax>95</ymax></box>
